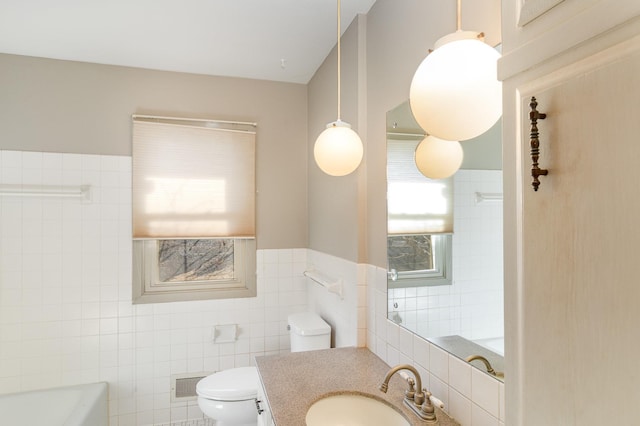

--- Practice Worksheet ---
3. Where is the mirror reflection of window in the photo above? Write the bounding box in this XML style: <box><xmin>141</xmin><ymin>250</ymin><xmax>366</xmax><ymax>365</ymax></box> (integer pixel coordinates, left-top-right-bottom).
<box><xmin>387</xmin><ymin>137</ymin><xmax>453</xmax><ymax>288</ymax></box>
<box><xmin>386</xmin><ymin>100</ymin><xmax>505</xmax><ymax>381</ymax></box>
<box><xmin>388</xmin><ymin>235</ymin><xmax>434</xmax><ymax>272</ymax></box>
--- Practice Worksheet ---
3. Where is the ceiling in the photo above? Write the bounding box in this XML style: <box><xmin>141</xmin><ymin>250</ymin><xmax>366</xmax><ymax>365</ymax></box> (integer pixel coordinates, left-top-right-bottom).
<box><xmin>0</xmin><ymin>0</ymin><xmax>377</xmax><ymax>84</ymax></box>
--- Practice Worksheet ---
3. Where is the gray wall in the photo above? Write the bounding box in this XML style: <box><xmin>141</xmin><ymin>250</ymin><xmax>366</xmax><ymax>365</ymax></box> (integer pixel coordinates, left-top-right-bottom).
<box><xmin>0</xmin><ymin>53</ymin><xmax>309</xmax><ymax>250</ymax></box>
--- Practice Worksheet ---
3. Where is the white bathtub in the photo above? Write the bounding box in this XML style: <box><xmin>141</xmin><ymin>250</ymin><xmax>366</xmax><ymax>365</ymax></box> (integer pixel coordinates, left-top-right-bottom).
<box><xmin>474</xmin><ymin>336</ymin><xmax>505</xmax><ymax>356</ymax></box>
<box><xmin>0</xmin><ymin>382</ymin><xmax>108</xmax><ymax>426</ymax></box>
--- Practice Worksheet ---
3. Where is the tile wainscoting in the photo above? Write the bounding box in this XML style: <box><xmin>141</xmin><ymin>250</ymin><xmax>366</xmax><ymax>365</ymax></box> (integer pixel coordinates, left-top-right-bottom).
<box><xmin>0</xmin><ymin>150</ymin><xmax>308</xmax><ymax>425</ymax></box>
<box><xmin>367</xmin><ymin>264</ymin><xmax>505</xmax><ymax>426</ymax></box>
<box><xmin>0</xmin><ymin>150</ymin><xmax>503</xmax><ymax>425</ymax></box>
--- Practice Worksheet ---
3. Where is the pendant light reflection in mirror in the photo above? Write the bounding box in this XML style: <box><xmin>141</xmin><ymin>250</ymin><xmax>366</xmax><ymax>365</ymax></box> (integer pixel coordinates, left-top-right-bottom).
<box><xmin>410</xmin><ymin>0</ymin><xmax>502</xmax><ymax>180</ymax></box>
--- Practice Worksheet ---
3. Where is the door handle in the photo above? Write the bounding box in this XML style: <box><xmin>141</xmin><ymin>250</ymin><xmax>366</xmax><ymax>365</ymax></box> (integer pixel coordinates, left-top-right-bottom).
<box><xmin>529</xmin><ymin>96</ymin><xmax>548</xmax><ymax>191</ymax></box>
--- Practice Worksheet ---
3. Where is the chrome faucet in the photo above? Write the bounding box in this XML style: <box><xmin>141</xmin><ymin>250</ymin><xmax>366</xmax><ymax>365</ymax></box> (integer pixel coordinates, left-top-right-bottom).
<box><xmin>465</xmin><ymin>355</ymin><xmax>504</xmax><ymax>379</ymax></box>
<box><xmin>379</xmin><ymin>364</ymin><xmax>436</xmax><ymax>422</ymax></box>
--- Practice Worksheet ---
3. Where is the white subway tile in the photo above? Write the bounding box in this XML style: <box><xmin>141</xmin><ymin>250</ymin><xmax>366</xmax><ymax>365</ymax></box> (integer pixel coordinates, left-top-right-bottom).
<box><xmin>386</xmin><ymin>345</ymin><xmax>400</xmax><ymax>366</ymax></box>
<box><xmin>471</xmin><ymin>367</ymin><xmax>500</xmax><ymax>418</ymax></box>
<box><xmin>398</xmin><ymin>325</ymin><xmax>414</xmax><ymax>357</ymax></box>
<box><xmin>386</xmin><ymin>321</ymin><xmax>400</xmax><ymax>349</ymax></box>
<box><xmin>449</xmin><ymin>354</ymin><xmax>472</xmax><ymax>398</ymax></box>
<box><xmin>428</xmin><ymin>374</ymin><xmax>449</xmax><ymax>411</ymax></box>
<box><xmin>449</xmin><ymin>388</ymin><xmax>472</xmax><ymax>426</ymax></box>
<box><xmin>1</xmin><ymin>151</ymin><xmax>23</xmax><ymax>169</ymax></box>
<box><xmin>471</xmin><ymin>402</ymin><xmax>500</xmax><ymax>426</ymax></box>
<box><xmin>499</xmin><ymin>382</ymin><xmax>505</xmax><ymax>422</ymax></box>
<box><xmin>429</xmin><ymin>343</ymin><xmax>449</xmax><ymax>382</ymax></box>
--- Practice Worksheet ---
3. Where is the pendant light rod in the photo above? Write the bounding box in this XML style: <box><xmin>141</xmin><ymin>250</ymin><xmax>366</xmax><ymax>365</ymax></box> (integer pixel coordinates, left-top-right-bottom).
<box><xmin>312</xmin><ymin>0</ymin><xmax>363</xmax><ymax>177</ymax></box>
<box><xmin>336</xmin><ymin>0</ymin><xmax>342</xmax><ymax>120</ymax></box>
<box><xmin>456</xmin><ymin>0</ymin><xmax>461</xmax><ymax>31</ymax></box>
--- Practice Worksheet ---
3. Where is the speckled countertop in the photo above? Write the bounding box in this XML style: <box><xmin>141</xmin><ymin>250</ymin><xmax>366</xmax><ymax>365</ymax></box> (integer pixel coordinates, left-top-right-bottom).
<box><xmin>255</xmin><ymin>347</ymin><xmax>460</xmax><ymax>426</ymax></box>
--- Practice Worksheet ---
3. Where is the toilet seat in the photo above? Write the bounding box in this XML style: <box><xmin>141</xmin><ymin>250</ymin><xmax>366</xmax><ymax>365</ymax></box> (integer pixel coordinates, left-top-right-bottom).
<box><xmin>197</xmin><ymin>366</ymin><xmax>259</xmax><ymax>401</ymax></box>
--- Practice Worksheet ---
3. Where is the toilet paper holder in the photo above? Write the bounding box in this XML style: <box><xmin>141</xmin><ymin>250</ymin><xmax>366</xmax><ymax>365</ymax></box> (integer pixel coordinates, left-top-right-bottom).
<box><xmin>213</xmin><ymin>324</ymin><xmax>238</xmax><ymax>343</ymax></box>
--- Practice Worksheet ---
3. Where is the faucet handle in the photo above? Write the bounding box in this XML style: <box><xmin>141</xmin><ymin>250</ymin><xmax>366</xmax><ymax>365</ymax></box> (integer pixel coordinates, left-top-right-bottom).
<box><xmin>404</xmin><ymin>377</ymin><xmax>416</xmax><ymax>400</ymax></box>
<box><xmin>420</xmin><ymin>390</ymin><xmax>437</xmax><ymax>422</ymax></box>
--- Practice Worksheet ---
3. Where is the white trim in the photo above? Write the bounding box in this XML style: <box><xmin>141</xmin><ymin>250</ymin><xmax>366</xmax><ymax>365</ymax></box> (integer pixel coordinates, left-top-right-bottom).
<box><xmin>499</xmin><ymin>1</ymin><xmax>640</xmax><ymax>81</ymax></box>
<box><xmin>133</xmin><ymin>238</ymin><xmax>256</xmax><ymax>304</ymax></box>
<box><xmin>517</xmin><ymin>0</ymin><xmax>565</xmax><ymax>27</ymax></box>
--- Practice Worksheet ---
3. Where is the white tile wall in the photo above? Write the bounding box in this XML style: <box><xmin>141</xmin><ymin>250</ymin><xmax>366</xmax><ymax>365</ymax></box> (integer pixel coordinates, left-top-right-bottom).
<box><xmin>367</xmin><ymin>263</ymin><xmax>504</xmax><ymax>426</ymax></box>
<box><xmin>304</xmin><ymin>250</ymin><xmax>364</xmax><ymax>348</ymax></box>
<box><xmin>0</xmin><ymin>150</ymin><xmax>309</xmax><ymax>426</ymax></box>
<box><xmin>0</xmin><ymin>150</ymin><xmax>505</xmax><ymax>426</ymax></box>
<box><xmin>388</xmin><ymin>170</ymin><xmax>504</xmax><ymax>343</ymax></box>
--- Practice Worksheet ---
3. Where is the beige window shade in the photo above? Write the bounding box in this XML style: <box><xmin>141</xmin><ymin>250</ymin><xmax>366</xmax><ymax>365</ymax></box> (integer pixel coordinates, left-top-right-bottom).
<box><xmin>387</xmin><ymin>138</ymin><xmax>453</xmax><ymax>235</ymax></box>
<box><xmin>132</xmin><ymin>116</ymin><xmax>256</xmax><ymax>239</ymax></box>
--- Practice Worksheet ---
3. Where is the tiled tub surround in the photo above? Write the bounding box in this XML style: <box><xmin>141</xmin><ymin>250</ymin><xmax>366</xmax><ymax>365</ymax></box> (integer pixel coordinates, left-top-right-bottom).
<box><xmin>256</xmin><ymin>347</ymin><xmax>460</xmax><ymax>426</ymax></box>
<box><xmin>0</xmin><ymin>150</ymin><xmax>309</xmax><ymax>425</ymax></box>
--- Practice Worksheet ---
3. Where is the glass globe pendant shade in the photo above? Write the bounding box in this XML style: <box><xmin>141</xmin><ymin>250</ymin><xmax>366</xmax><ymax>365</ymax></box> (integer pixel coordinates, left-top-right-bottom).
<box><xmin>314</xmin><ymin>119</ymin><xmax>364</xmax><ymax>176</ymax></box>
<box><xmin>409</xmin><ymin>32</ymin><xmax>502</xmax><ymax>141</ymax></box>
<box><xmin>414</xmin><ymin>135</ymin><xmax>463</xmax><ymax>179</ymax></box>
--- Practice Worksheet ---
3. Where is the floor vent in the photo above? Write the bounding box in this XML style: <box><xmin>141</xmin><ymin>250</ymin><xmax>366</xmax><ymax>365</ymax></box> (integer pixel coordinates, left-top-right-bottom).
<box><xmin>171</xmin><ymin>372</ymin><xmax>210</xmax><ymax>402</ymax></box>
<box><xmin>154</xmin><ymin>420</ymin><xmax>215</xmax><ymax>426</ymax></box>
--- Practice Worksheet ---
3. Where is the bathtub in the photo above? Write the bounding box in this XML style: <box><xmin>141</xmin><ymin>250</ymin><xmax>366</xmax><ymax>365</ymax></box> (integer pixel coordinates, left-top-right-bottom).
<box><xmin>0</xmin><ymin>382</ymin><xmax>108</xmax><ymax>426</ymax></box>
<box><xmin>474</xmin><ymin>336</ymin><xmax>505</xmax><ymax>356</ymax></box>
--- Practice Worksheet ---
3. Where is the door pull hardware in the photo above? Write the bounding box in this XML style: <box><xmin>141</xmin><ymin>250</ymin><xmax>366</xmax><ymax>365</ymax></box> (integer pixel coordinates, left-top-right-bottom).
<box><xmin>529</xmin><ymin>97</ymin><xmax>548</xmax><ymax>191</ymax></box>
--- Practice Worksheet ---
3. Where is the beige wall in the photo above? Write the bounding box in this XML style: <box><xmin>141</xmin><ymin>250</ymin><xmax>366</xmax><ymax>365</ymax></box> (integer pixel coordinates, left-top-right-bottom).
<box><xmin>0</xmin><ymin>53</ymin><xmax>309</xmax><ymax>249</ymax></box>
<box><xmin>365</xmin><ymin>0</ymin><xmax>501</xmax><ymax>268</ymax></box>
<box><xmin>1</xmin><ymin>0</ymin><xmax>502</xmax><ymax>260</ymax></box>
<box><xmin>307</xmin><ymin>16</ymin><xmax>365</xmax><ymax>263</ymax></box>
<box><xmin>307</xmin><ymin>0</ymin><xmax>501</xmax><ymax>267</ymax></box>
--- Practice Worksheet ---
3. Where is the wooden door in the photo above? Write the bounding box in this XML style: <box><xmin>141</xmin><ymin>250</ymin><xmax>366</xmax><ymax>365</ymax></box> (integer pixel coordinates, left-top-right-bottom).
<box><xmin>511</xmin><ymin>37</ymin><xmax>640</xmax><ymax>425</ymax></box>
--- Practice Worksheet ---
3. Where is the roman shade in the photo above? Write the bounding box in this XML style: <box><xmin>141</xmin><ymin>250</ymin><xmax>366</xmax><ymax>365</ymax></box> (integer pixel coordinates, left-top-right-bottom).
<box><xmin>132</xmin><ymin>116</ymin><xmax>256</xmax><ymax>239</ymax></box>
<box><xmin>387</xmin><ymin>138</ymin><xmax>454</xmax><ymax>234</ymax></box>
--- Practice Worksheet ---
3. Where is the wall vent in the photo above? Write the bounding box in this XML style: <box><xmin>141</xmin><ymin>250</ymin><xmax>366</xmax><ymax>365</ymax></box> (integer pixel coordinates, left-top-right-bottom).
<box><xmin>171</xmin><ymin>372</ymin><xmax>210</xmax><ymax>402</ymax></box>
<box><xmin>155</xmin><ymin>420</ymin><xmax>215</xmax><ymax>426</ymax></box>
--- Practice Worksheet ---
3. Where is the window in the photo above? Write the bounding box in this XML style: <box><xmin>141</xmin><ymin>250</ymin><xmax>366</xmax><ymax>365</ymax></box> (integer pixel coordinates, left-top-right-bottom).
<box><xmin>133</xmin><ymin>238</ymin><xmax>256</xmax><ymax>303</ymax></box>
<box><xmin>132</xmin><ymin>115</ymin><xmax>257</xmax><ymax>304</ymax></box>
<box><xmin>387</xmin><ymin>234</ymin><xmax>452</xmax><ymax>288</ymax></box>
<box><xmin>387</xmin><ymin>137</ymin><xmax>453</xmax><ymax>288</ymax></box>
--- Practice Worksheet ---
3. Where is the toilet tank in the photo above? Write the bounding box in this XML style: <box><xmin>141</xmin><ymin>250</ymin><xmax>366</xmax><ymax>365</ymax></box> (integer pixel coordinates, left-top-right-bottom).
<box><xmin>287</xmin><ymin>312</ymin><xmax>331</xmax><ymax>352</ymax></box>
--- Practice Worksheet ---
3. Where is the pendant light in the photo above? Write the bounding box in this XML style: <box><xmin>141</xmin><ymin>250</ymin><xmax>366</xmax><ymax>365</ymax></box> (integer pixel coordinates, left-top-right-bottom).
<box><xmin>414</xmin><ymin>135</ymin><xmax>464</xmax><ymax>179</ymax></box>
<box><xmin>314</xmin><ymin>0</ymin><xmax>364</xmax><ymax>176</ymax></box>
<box><xmin>409</xmin><ymin>0</ymin><xmax>501</xmax><ymax>142</ymax></box>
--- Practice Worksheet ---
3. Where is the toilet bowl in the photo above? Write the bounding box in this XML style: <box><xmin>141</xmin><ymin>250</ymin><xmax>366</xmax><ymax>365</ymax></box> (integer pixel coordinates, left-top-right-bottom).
<box><xmin>196</xmin><ymin>366</ymin><xmax>259</xmax><ymax>426</ymax></box>
<box><xmin>197</xmin><ymin>312</ymin><xmax>331</xmax><ymax>425</ymax></box>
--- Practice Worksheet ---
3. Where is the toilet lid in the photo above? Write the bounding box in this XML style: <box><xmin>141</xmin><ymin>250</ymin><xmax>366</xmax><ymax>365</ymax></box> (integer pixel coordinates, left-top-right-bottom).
<box><xmin>196</xmin><ymin>366</ymin><xmax>259</xmax><ymax>401</ymax></box>
<box><xmin>288</xmin><ymin>312</ymin><xmax>331</xmax><ymax>336</ymax></box>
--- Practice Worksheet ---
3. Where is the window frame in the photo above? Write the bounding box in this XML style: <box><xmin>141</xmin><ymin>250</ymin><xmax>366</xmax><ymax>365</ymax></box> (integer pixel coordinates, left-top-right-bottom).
<box><xmin>131</xmin><ymin>115</ymin><xmax>257</xmax><ymax>304</ymax></box>
<box><xmin>133</xmin><ymin>238</ymin><xmax>256</xmax><ymax>304</ymax></box>
<box><xmin>387</xmin><ymin>234</ymin><xmax>452</xmax><ymax>289</ymax></box>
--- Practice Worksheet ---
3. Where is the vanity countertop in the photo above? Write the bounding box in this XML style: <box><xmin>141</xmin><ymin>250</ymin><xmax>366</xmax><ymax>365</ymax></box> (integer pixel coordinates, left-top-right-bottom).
<box><xmin>255</xmin><ymin>347</ymin><xmax>460</xmax><ymax>426</ymax></box>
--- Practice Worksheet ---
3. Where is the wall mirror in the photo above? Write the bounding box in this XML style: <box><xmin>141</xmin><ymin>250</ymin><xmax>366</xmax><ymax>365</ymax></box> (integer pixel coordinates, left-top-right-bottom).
<box><xmin>386</xmin><ymin>100</ymin><xmax>504</xmax><ymax>380</ymax></box>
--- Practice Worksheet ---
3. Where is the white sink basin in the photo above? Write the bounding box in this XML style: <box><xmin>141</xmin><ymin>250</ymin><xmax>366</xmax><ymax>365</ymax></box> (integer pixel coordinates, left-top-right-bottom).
<box><xmin>305</xmin><ymin>393</ymin><xmax>410</xmax><ymax>426</ymax></box>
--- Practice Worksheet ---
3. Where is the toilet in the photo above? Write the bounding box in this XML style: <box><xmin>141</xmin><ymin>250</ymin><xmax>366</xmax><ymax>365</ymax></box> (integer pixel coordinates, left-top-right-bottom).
<box><xmin>196</xmin><ymin>312</ymin><xmax>331</xmax><ymax>425</ymax></box>
<box><xmin>287</xmin><ymin>311</ymin><xmax>331</xmax><ymax>352</ymax></box>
